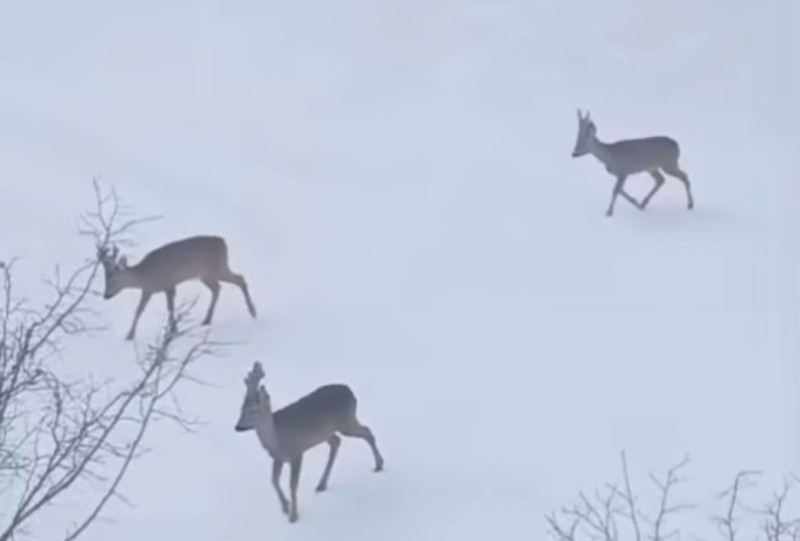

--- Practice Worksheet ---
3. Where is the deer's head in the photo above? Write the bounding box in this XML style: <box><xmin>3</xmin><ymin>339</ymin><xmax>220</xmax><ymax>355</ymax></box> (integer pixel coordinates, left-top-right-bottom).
<box><xmin>572</xmin><ymin>108</ymin><xmax>597</xmax><ymax>158</ymax></box>
<box><xmin>96</xmin><ymin>244</ymin><xmax>129</xmax><ymax>299</ymax></box>
<box><xmin>235</xmin><ymin>361</ymin><xmax>272</xmax><ymax>432</ymax></box>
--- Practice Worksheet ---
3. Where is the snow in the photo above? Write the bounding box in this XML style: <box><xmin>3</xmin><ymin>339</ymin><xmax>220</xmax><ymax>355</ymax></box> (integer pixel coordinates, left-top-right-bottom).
<box><xmin>0</xmin><ymin>0</ymin><xmax>797</xmax><ymax>539</ymax></box>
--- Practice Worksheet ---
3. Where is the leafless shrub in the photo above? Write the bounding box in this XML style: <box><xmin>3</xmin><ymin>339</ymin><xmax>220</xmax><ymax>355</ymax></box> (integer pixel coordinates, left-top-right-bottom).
<box><xmin>717</xmin><ymin>472</ymin><xmax>800</xmax><ymax>541</ymax></box>
<box><xmin>0</xmin><ymin>181</ymin><xmax>219</xmax><ymax>541</ymax></box>
<box><xmin>548</xmin><ymin>452</ymin><xmax>800</xmax><ymax>541</ymax></box>
<box><xmin>547</xmin><ymin>451</ymin><xmax>692</xmax><ymax>541</ymax></box>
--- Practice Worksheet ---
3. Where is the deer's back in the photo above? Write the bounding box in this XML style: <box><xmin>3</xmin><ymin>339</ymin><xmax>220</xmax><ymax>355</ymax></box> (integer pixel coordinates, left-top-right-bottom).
<box><xmin>273</xmin><ymin>384</ymin><xmax>357</xmax><ymax>454</ymax></box>
<box><xmin>135</xmin><ymin>235</ymin><xmax>228</xmax><ymax>287</ymax></box>
<box><xmin>606</xmin><ymin>136</ymin><xmax>680</xmax><ymax>174</ymax></box>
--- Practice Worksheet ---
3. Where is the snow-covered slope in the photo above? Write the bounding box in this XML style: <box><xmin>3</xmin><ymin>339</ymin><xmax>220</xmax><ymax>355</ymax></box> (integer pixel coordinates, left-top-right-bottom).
<box><xmin>0</xmin><ymin>1</ymin><xmax>797</xmax><ymax>539</ymax></box>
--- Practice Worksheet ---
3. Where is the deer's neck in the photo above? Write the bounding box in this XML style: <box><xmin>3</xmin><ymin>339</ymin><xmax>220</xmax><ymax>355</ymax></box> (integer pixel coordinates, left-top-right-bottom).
<box><xmin>588</xmin><ymin>135</ymin><xmax>614</xmax><ymax>167</ymax></box>
<box><xmin>254</xmin><ymin>409</ymin><xmax>280</xmax><ymax>457</ymax></box>
<box><xmin>119</xmin><ymin>266</ymin><xmax>147</xmax><ymax>290</ymax></box>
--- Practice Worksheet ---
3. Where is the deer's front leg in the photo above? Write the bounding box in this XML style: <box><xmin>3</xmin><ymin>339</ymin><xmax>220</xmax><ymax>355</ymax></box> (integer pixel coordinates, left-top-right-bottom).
<box><xmin>618</xmin><ymin>189</ymin><xmax>642</xmax><ymax>209</ymax></box>
<box><xmin>640</xmin><ymin>169</ymin><xmax>665</xmax><ymax>210</ymax></box>
<box><xmin>606</xmin><ymin>175</ymin><xmax>628</xmax><ymax>217</ymax></box>
<box><xmin>126</xmin><ymin>291</ymin><xmax>152</xmax><ymax>340</ymax></box>
<box><xmin>271</xmin><ymin>459</ymin><xmax>290</xmax><ymax>516</ymax></box>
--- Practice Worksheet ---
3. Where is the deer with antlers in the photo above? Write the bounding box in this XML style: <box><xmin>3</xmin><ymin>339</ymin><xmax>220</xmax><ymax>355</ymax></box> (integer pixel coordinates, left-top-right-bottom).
<box><xmin>234</xmin><ymin>361</ymin><xmax>384</xmax><ymax>524</ymax></box>
<box><xmin>571</xmin><ymin>109</ymin><xmax>694</xmax><ymax>216</ymax></box>
<box><xmin>97</xmin><ymin>235</ymin><xmax>257</xmax><ymax>340</ymax></box>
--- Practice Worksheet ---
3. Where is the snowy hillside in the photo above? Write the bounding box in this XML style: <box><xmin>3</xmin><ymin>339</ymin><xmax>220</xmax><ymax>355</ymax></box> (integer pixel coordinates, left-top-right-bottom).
<box><xmin>0</xmin><ymin>0</ymin><xmax>797</xmax><ymax>539</ymax></box>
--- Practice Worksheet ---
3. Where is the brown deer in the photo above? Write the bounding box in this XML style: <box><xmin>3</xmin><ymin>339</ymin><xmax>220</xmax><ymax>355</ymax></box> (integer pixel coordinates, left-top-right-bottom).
<box><xmin>97</xmin><ymin>235</ymin><xmax>257</xmax><ymax>340</ymax></box>
<box><xmin>572</xmin><ymin>109</ymin><xmax>694</xmax><ymax>216</ymax></box>
<box><xmin>234</xmin><ymin>361</ymin><xmax>384</xmax><ymax>524</ymax></box>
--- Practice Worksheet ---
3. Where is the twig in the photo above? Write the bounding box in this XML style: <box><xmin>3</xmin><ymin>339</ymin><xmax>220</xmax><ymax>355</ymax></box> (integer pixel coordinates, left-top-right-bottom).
<box><xmin>712</xmin><ymin>470</ymin><xmax>761</xmax><ymax>541</ymax></box>
<box><xmin>0</xmin><ymin>180</ymin><xmax>218</xmax><ymax>541</ymax></box>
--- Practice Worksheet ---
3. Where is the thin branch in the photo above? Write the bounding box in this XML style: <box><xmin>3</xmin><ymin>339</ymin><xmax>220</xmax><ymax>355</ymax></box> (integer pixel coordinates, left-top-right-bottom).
<box><xmin>77</xmin><ymin>177</ymin><xmax>161</xmax><ymax>251</ymax></box>
<box><xmin>757</xmin><ymin>478</ymin><xmax>800</xmax><ymax>541</ymax></box>
<box><xmin>617</xmin><ymin>450</ymin><xmax>643</xmax><ymax>541</ymax></box>
<box><xmin>547</xmin><ymin>453</ymin><xmax>697</xmax><ymax>541</ymax></box>
<box><xmin>64</xmin><ymin>312</ymin><xmax>216</xmax><ymax>540</ymax></box>
<box><xmin>643</xmin><ymin>454</ymin><xmax>693</xmax><ymax>541</ymax></box>
<box><xmin>0</xmin><ymin>180</ymin><xmax>219</xmax><ymax>541</ymax></box>
<box><xmin>548</xmin><ymin>512</ymin><xmax>579</xmax><ymax>541</ymax></box>
<box><xmin>712</xmin><ymin>470</ymin><xmax>761</xmax><ymax>541</ymax></box>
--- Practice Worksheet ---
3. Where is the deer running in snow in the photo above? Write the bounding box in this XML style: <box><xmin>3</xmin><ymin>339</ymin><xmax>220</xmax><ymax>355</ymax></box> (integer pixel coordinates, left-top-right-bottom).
<box><xmin>97</xmin><ymin>235</ymin><xmax>257</xmax><ymax>340</ymax></box>
<box><xmin>571</xmin><ymin>109</ymin><xmax>694</xmax><ymax>216</ymax></box>
<box><xmin>234</xmin><ymin>361</ymin><xmax>384</xmax><ymax>524</ymax></box>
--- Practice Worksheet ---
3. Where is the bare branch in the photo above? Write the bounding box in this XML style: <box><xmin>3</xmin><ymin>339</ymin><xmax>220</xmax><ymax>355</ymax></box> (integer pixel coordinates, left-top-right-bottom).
<box><xmin>712</xmin><ymin>470</ymin><xmax>762</xmax><ymax>541</ymax></box>
<box><xmin>756</xmin><ymin>477</ymin><xmax>800</xmax><ymax>541</ymax></box>
<box><xmin>549</xmin><ymin>456</ymin><xmax>800</xmax><ymax>541</ymax></box>
<box><xmin>63</xmin><ymin>306</ymin><xmax>218</xmax><ymax>541</ymax></box>
<box><xmin>0</xmin><ymin>180</ymin><xmax>219</xmax><ymax>541</ymax></box>
<box><xmin>642</xmin><ymin>454</ymin><xmax>694</xmax><ymax>541</ymax></box>
<box><xmin>547</xmin><ymin>453</ymin><xmax>695</xmax><ymax>541</ymax></box>
<box><xmin>613</xmin><ymin>450</ymin><xmax>643</xmax><ymax>541</ymax></box>
<box><xmin>77</xmin><ymin>177</ymin><xmax>161</xmax><ymax>252</ymax></box>
<box><xmin>548</xmin><ymin>512</ymin><xmax>579</xmax><ymax>541</ymax></box>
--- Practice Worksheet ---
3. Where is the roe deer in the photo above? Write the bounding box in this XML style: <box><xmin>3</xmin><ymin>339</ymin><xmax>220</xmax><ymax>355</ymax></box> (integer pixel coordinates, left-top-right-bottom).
<box><xmin>97</xmin><ymin>235</ymin><xmax>257</xmax><ymax>340</ymax></box>
<box><xmin>571</xmin><ymin>109</ymin><xmax>694</xmax><ymax>217</ymax></box>
<box><xmin>234</xmin><ymin>361</ymin><xmax>384</xmax><ymax>524</ymax></box>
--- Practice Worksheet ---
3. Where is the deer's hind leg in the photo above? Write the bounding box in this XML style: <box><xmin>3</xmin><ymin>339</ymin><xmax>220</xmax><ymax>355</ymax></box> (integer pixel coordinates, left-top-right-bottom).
<box><xmin>315</xmin><ymin>434</ymin><xmax>341</xmax><ymax>493</ymax></box>
<box><xmin>662</xmin><ymin>164</ymin><xmax>694</xmax><ymax>210</ymax></box>
<box><xmin>339</xmin><ymin>416</ymin><xmax>384</xmax><ymax>472</ymax></box>
<box><xmin>164</xmin><ymin>286</ymin><xmax>177</xmax><ymax>332</ymax></box>
<box><xmin>200</xmin><ymin>278</ymin><xmax>220</xmax><ymax>325</ymax></box>
<box><xmin>219</xmin><ymin>267</ymin><xmax>257</xmax><ymax>318</ymax></box>
<box><xmin>640</xmin><ymin>169</ymin><xmax>666</xmax><ymax>210</ymax></box>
